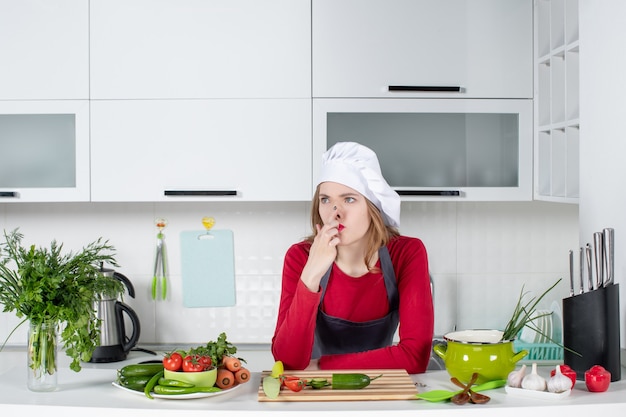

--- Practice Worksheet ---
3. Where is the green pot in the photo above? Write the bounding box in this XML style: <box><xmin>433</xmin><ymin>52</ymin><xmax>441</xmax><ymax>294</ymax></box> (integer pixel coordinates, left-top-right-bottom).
<box><xmin>433</xmin><ymin>330</ymin><xmax>528</xmax><ymax>384</ymax></box>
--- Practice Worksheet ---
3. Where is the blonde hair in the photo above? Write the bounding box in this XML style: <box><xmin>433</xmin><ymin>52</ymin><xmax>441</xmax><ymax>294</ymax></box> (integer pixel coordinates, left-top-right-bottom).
<box><xmin>306</xmin><ymin>186</ymin><xmax>399</xmax><ymax>271</ymax></box>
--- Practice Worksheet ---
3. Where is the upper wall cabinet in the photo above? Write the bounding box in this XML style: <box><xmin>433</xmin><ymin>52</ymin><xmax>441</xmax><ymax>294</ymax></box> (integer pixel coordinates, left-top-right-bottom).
<box><xmin>0</xmin><ymin>100</ymin><xmax>90</xmax><ymax>202</ymax></box>
<box><xmin>90</xmin><ymin>0</ymin><xmax>311</xmax><ymax>99</ymax></box>
<box><xmin>0</xmin><ymin>0</ymin><xmax>89</xmax><ymax>100</ymax></box>
<box><xmin>90</xmin><ymin>99</ymin><xmax>311</xmax><ymax>202</ymax></box>
<box><xmin>312</xmin><ymin>0</ymin><xmax>533</xmax><ymax>99</ymax></box>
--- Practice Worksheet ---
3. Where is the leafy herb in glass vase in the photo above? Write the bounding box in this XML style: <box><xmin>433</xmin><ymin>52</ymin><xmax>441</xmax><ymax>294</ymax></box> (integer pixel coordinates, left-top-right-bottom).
<box><xmin>0</xmin><ymin>228</ymin><xmax>124</xmax><ymax>373</ymax></box>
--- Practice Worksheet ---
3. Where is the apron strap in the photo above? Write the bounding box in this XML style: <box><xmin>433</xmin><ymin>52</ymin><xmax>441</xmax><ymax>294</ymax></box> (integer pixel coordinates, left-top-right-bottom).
<box><xmin>319</xmin><ymin>245</ymin><xmax>398</xmax><ymax>310</ymax></box>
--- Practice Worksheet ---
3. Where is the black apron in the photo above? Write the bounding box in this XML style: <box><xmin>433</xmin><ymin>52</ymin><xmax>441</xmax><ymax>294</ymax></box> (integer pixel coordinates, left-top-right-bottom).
<box><xmin>312</xmin><ymin>246</ymin><xmax>399</xmax><ymax>358</ymax></box>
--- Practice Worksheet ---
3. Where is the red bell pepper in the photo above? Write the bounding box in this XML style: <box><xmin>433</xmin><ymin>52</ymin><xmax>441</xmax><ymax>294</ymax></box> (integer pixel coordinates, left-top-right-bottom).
<box><xmin>584</xmin><ymin>365</ymin><xmax>611</xmax><ymax>392</ymax></box>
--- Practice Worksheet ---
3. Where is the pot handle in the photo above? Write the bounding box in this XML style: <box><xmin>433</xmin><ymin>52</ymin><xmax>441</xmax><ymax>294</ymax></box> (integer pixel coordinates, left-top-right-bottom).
<box><xmin>115</xmin><ymin>302</ymin><xmax>141</xmax><ymax>353</ymax></box>
<box><xmin>433</xmin><ymin>343</ymin><xmax>447</xmax><ymax>360</ymax></box>
<box><xmin>510</xmin><ymin>349</ymin><xmax>529</xmax><ymax>364</ymax></box>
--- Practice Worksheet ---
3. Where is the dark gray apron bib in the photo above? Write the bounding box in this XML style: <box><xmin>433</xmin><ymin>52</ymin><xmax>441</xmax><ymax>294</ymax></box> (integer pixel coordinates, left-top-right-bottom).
<box><xmin>312</xmin><ymin>247</ymin><xmax>399</xmax><ymax>358</ymax></box>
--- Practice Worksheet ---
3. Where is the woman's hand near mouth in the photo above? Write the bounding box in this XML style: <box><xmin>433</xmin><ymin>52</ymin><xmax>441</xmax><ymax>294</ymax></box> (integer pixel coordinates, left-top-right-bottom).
<box><xmin>299</xmin><ymin>218</ymin><xmax>342</xmax><ymax>292</ymax></box>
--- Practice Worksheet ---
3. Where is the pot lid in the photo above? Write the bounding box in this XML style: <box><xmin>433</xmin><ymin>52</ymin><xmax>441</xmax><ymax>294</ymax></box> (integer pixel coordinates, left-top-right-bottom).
<box><xmin>443</xmin><ymin>329</ymin><xmax>505</xmax><ymax>344</ymax></box>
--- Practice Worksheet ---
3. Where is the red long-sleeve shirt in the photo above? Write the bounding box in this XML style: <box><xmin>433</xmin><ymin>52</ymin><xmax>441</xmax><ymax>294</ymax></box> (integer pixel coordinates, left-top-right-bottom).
<box><xmin>271</xmin><ymin>235</ymin><xmax>434</xmax><ymax>374</ymax></box>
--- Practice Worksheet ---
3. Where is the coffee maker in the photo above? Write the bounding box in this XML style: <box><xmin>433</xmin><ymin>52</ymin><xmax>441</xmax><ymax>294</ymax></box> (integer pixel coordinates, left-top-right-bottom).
<box><xmin>90</xmin><ymin>268</ymin><xmax>141</xmax><ymax>363</ymax></box>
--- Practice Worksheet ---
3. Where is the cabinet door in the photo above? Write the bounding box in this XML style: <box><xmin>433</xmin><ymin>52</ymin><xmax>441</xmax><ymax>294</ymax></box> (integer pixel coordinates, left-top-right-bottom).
<box><xmin>0</xmin><ymin>0</ymin><xmax>89</xmax><ymax>100</ymax></box>
<box><xmin>313</xmin><ymin>0</ymin><xmax>532</xmax><ymax>98</ymax></box>
<box><xmin>313</xmin><ymin>98</ymin><xmax>533</xmax><ymax>201</ymax></box>
<box><xmin>90</xmin><ymin>0</ymin><xmax>311</xmax><ymax>99</ymax></box>
<box><xmin>90</xmin><ymin>99</ymin><xmax>311</xmax><ymax>202</ymax></box>
<box><xmin>0</xmin><ymin>100</ymin><xmax>90</xmax><ymax>202</ymax></box>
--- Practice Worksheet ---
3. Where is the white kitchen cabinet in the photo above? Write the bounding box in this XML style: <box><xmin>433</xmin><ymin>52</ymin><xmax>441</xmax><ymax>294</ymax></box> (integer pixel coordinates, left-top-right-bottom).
<box><xmin>0</xmin><ymin>0</ymin><xmax>89</xmax><ymax>100</ymax></box>
<box><xmin>312</xmin><ymin>0</ymin><xmax>533</xmax><ymax>99</ymax></box>
<box><xmin>534</xmin><ymin>0</ymin><xmax>580</xmax><ymax>203</ymax></box>
<box><xmin>90</xmin><ymin>99</ymin><xmax>311</xmax><ymax>202</ymax></box>
<box><xmin>313</xmin><ymin>98</ymin><xmax>533</xmax><ymax>201</ymax></box>
<box><xmin>90</xmin><ymin>0</ymin><xmax>311</xmax><ymax>100</ymax></box>
<box><xmin>0</xmin><ymin>100</ymin><xmax>90</xmax><ymax>202</ymax></box>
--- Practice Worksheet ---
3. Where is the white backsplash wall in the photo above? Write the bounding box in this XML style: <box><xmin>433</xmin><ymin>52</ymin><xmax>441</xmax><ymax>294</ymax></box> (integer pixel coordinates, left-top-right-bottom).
<box><xmin>0</xmin><ymin>201</ymin><xmax>578</xmax><ymax>348</ymax></box>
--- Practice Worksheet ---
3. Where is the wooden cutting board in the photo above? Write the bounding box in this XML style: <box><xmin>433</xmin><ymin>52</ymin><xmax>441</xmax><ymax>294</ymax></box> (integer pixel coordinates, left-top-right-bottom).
<box><xmin>257</xmin><ymin>369</ymin><xmax>418</xmax><ymax>402</ymax></box>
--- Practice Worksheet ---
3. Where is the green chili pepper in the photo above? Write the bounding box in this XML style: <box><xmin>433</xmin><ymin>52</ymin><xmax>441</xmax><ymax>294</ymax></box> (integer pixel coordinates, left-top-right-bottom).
<box><xmin>144</xmin><ymin>370</ymin><xmax>164</xmax><ymax>399</ymax></box>
<box><xmin>153</xmin><ymin>385</ymin><xmax>222</xmax><ymax>395</ymax></box>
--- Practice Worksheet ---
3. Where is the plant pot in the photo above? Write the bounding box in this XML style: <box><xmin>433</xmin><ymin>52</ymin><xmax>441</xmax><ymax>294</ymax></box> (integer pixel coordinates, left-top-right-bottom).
<box><xmin>27</xmin><ymin>320</ymin><xmax>59</xmax><ymax>392</ymax></box>
<box><xmin>433</xmin><ymin>329</ymin><xmax>528</xmax><ymax>384</ymax></box>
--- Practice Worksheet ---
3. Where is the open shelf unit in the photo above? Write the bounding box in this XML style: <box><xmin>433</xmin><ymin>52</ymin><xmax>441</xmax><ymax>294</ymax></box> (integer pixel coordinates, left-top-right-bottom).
<box><xmin>534</xmin><ymin>0</ymin><xmax>580</xmax><ymax>203</ymax></box>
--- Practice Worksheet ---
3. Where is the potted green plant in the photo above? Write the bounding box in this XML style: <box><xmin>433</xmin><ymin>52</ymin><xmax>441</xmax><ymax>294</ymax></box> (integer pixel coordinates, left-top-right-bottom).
<box><xmin>0</xmin><ymin>229</ymin><xmax>124</xmax><ymax>391</ymax></box>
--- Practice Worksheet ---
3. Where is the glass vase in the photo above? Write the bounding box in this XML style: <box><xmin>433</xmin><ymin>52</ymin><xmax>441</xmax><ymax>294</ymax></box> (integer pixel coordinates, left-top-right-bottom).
<box><xmin>27</xmin><ymin>320</ymin><xmax>59</xmax><ymax>392</ymax></box>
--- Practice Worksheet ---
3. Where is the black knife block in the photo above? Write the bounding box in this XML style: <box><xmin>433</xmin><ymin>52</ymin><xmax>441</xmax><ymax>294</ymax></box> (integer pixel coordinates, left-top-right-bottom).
<box><xmin>562</xmin><ymin>283</ymin><xmax>621</xmax><ymax>381</ymax></box>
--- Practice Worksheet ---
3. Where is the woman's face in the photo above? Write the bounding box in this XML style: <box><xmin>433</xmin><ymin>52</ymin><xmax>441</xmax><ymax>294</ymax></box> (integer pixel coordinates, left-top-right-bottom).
<box><xmin>318</xmin><ymin>181</ymin><xmax>371</xmax><ymax>245</ymax></box>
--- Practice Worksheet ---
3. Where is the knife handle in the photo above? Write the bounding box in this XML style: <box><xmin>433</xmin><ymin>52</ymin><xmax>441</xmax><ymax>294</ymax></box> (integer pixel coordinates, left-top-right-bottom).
<box><xmin>585</xmin><ymin>244</ymin><xmax>593</xmax><ymax>291</ymax></box>
<box><xmin>593</xmin><ymin>232</ymin><xmax>604</xmax><ymax>290</ymax></box>
<box><xmin>578</xmin><ymin>247</ymin><xmax>584</xmax><ymax>294</ymax></box>
<box><xmin>569</xmin><ymin>250</ymin><xmax>574</xmax><ymax>296</ymax></box>
<box><xmin>603</xmin><ymin>228</ymin><xmax>614</xmax><ymax>286</ymax></box>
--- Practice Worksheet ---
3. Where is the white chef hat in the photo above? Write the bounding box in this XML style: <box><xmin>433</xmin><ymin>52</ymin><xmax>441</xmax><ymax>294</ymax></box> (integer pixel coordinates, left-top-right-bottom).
<box><xmin>317</xmin><ymin>142</ymin><xmax>401</xmax><ymax>227</ymax></box>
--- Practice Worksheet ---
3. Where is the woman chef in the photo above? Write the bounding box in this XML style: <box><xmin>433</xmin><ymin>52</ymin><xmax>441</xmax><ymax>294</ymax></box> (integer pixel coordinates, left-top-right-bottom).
<box><xmin>271</xmin><ymin>142</ymin><xmax>434</xmax><ymax>374</ymax></box>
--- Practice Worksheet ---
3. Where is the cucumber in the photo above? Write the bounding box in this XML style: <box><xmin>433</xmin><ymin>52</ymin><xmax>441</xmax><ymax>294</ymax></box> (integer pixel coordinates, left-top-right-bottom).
<box><xmin>118</xmin><ymin>375</ymin><xmax>152</xmax><ymax>387</ymax></box>
<box><xmin>307</xmin><ymin>378</ymin><xmax>330</xmax><ymax>389</ymax></box>
<box><xmin>118</xmin><ymin>363</ymin><xmax>164</xmax><ymax>378</ymax></box>
<box><xmin>121</xmin><ymin>383</ymin><xmax>146</xmax><ymax>392</ymax></box>
<box><xmin>331</xmin><ymin>373</ymin><xmax>382</xmax><ymax>390</ymax></box>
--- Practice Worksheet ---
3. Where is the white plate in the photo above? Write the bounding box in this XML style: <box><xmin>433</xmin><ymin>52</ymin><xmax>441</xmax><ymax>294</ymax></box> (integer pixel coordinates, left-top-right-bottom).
<box><xmin>505</xmin><ymin>385</ymin><xmax>571</xmax><ymax>400</ymax></box>
<box><xmin>112</xmin><ymin>381</ymin><xmax>241</xmax><ymax>400</ymax></box>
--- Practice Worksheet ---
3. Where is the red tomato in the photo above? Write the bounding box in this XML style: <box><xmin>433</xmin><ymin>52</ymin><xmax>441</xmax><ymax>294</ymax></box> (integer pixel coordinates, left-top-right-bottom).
<box><xmin>585</xmin><ymin>365</ymin><xmax>611</xmax><ymax>392</ymax></box>
<box><xmin>282</xmin><ymin>376</ymin><xmax>306</xmax><ymax>392</ymax></box>
<box><xmin>182</xmin><ymin>355</ymin><xmax>205</xmax><ymax>372</ymax></box>
<box><xmin>550</xmin><ymin>364</ymin><xmax>577</xmax><ymax>389</ymax></box>
<box><xmin>162</xmin><ymin>351</ymin><xmax>183</xmax><ymax>371</ymax></box>
<box><xmin>198</xmin><ymin>355</ymin><xmax>212</xmax><ymax>370</ymax></box>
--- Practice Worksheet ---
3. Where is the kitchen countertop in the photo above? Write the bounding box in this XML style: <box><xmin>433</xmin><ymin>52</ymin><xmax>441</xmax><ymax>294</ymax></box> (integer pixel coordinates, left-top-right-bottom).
<box><xmin>1</xmin><ymin>346</ymin><xmax>625</xmax><ymax>416</ymax></box>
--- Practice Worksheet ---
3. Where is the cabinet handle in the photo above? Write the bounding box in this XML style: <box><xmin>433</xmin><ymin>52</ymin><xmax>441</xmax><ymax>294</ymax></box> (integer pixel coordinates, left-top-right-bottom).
<box><xmin>0</xmin><ymin>191</ymin><xmax>18</xmax><ymax>198</ymax></box>
<box><xmin>164</xmin><ymin>190</ymin><xmax>237</xmax><ymax>196</ymax></box>
<box><xmin>395</xmin><ymin>190</ymin><xmax>461</xmax><ymax>197</ymax></box>
<box><xmin>388</xmin><ymin>86</ymin><xmax>462</xmax><ymax>92</ymax></box>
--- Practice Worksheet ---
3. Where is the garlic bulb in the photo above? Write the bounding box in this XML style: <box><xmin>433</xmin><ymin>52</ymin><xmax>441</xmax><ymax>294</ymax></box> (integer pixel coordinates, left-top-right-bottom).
<box><xmin>521</xmin><ymin>363</ymin><xmax>547</xmax><ymax>391</ymax></box>
<box><xmin>547</xmin><ymin>365</ymin><xmax>572</xmax><ymax>393</ymax></box>
<box><xmin>507</xmin><ymin>364</ymin><xmax>527</xmax><ymax>388</ymax></box>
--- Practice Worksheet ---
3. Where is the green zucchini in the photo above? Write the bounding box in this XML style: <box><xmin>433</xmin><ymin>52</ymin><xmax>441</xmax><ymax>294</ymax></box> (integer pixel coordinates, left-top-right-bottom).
<box><xmin>118</xmin><ymin>363</ymin><xmax>164</xmax><ymax>378</ymax></box>
<box><xmin>331</xmin><ymin>373</ymin><xmax>382</xmax><ymax>390</ymax></box>
<box><xmin>153</xmin><ymin>385</ymin><xmax>222</xmax><ymax>395</ymax></box>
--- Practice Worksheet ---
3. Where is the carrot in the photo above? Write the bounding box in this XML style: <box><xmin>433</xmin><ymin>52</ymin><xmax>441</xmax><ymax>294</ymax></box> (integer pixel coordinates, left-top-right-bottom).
<box><xmin>234</xmin><ymin>367</ymin><xmax>250</xmax><ymax>384</ymax></box>
<box><xmin>216</xmin><ymin>368</ymin><xmax>235</xmax><ymax>389</ymax></box>
<box><xmin>222</xmin><ymin>355</ymin><xmax>241</xmax><ymax>372</ymax></box>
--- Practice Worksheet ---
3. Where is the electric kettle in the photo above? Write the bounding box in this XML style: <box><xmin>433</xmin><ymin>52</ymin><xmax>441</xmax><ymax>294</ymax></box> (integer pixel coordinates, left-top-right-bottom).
<box><xmin>89</xmin><ymin>268</ymin><xmax>141</xmax><ymax>363</ymax></box>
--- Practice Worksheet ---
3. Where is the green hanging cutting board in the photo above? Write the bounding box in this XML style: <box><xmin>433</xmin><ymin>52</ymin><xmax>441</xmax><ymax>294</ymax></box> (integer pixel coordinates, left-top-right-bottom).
<box><xmin>180</xmin><ymin>229</ymin><xmax>236</xmax><ymax>307</ymax></box>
